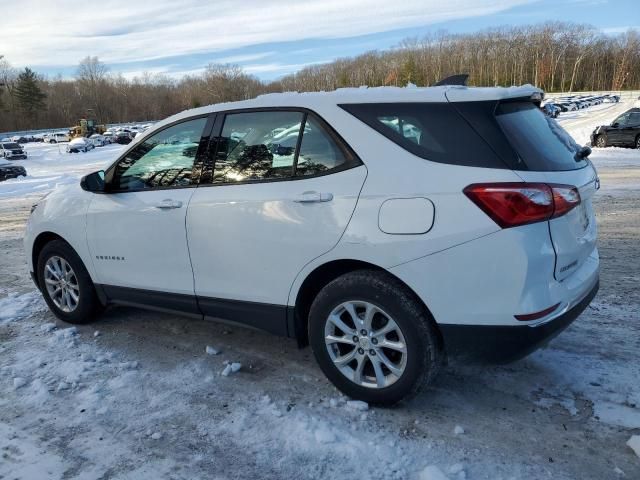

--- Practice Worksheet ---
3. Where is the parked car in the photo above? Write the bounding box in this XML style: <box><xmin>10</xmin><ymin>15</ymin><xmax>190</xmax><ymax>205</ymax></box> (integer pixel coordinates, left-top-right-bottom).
<box><xmin>0</xmin><ymin>157</ymin><xmax>27</xmax><ymax>181</ymax></box>
<box><xmin>67</xmin><ymin>137</ymin><xmax>95</xmax><ymax>153</ymax></box>
<box><xmin>102</xmin><ymin>131</ymin><xmax>115</xmax><ymax>143</ymax></box>
<box><xmin>0</xmin><ymin>142</ymin><xmax>28</xmax><ymax>160</ymax></box>
<box><xmin>542</xmin><ymin>103</ymin><xmax>560</xmax><ymax>118</ymax></box>
<box><xmin>556</xmin><ymin>102</ymin><xmax>577</xmax><ymax>112</ymax></box>
<box><xmin>89</xmin><ymin>134</ymin><xmax>107</xmax><ymax>147</ymax></box>
<box><xmin>11</xmin><ymin>135</ymin><xmax>28</xmax><ymax>143</ymax></box>
<box><xmin>591</xmin><ymin>108</ymin><xmax>640</xmax><ymax>148</ymax></box>
<box><xmin>25</xmin><ymin>85</ymin><xmax>599</xmax><ymax>405</ymax></box>
<box><xmin>45</xmin><ymin>131</ymin><xmax>71</xmax><ymax>143</ymax></box>
<box><xmin>602</xmin><ymin>94</ymin><xmax>620</xmax><ymax>103</ymax></box>
<box><xmin>114</xmin><ymin>132</ymin><xmax>132</xmax><ymax>144</ymax></box>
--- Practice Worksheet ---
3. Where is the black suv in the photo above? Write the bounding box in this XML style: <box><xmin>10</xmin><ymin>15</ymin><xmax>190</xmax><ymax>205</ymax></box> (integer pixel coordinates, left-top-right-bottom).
<box><xmin>591</xmin><ymin>108</ymin><xmax>640</xmax><ymax>148</ymax></box>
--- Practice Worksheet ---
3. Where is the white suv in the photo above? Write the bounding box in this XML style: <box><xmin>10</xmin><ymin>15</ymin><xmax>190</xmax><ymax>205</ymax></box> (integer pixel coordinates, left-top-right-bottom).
<box><xmin>25</xmin><ymin>85</ymin><xmax>600</xmax><ymax>405</ymax></box>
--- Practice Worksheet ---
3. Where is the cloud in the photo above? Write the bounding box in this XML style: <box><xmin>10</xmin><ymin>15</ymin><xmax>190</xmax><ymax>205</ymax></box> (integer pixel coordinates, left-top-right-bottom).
<box><xmin>0</xmin><ymin>0</ymin><xmax>534</xmax><ymax>69</ymax></box>
<box><xmin>601</xmin><ymin>26</ymin><xmax>640</xmax><ymax>34</ymax></box>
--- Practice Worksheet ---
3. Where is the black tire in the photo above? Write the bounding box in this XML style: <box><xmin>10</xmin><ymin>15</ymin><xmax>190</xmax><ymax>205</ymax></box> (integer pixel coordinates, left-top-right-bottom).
<box><xmin>50</xmin><ymin>139</ymin><xmax>57</xmax><ymax>144</ymax></box>
<box><xmin>595</xmin><ymin>135</ymin><xmax>607</xmax><ymax>148</ymax></box>
<box><xmin>635</xmin><ymin>135</ymin><xmax>640</xmax><ymax>149</ymax></box>
<box><xmin>37</xmin><ymin>239</ymin><xmax>103</xmax><ymax>324</ymax></box>
<box><xmin>308</xmin><ymin>270</ymin><xmax>442</xmax><ymax>406</ymax></box>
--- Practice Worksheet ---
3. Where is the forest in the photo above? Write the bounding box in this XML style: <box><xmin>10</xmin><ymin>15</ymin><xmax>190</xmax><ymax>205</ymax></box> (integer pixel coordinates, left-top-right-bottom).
<box><xmin>1</xmin><ymin>22</ymin><xmax>639</xmax><ymax>132</ymax></box>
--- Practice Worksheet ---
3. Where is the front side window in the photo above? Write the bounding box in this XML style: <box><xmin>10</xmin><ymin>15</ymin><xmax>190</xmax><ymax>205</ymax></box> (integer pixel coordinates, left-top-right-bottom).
<box><xmin>613</xmin><ymin>113</ymin><xmax>630</xmax><ymax>126</ymax></box>
<box><xmin>110</xmin><ymin>117</ymin><xmax>207</xmax><ymax>191</ymax></box>
<box><xmin>212</xmin><ymin>111</ymin><xmax>352</xmax><ymax>183</ymax></box>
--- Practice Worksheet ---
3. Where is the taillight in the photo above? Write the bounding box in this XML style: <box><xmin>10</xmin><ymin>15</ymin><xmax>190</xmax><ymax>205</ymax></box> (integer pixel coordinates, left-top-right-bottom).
<box><xmin>464</xmin><ymin>183</ymin><xmax>580</xmax><ymax>228</ymax></box>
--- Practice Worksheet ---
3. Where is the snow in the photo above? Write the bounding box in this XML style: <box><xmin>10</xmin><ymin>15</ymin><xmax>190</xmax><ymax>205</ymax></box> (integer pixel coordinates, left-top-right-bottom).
<box><xmin>345</xmin><ymin>399</ymin><xmax>369</xmax><ymax>411</ymax></box>
<box><xmin>453</xmin><ymin>425</ymin><xmax>465</xmax><ymax>435</ymax></box>
<box><xmin>419</xmin><ymin>465</ymin><xmax>450</xmax><ymax>480</ymax></box>
<box><xmin>221</xmin><ymin>362</ymin><xmax>241</xmax><ymax>376</ymax></box>
<box><xmin>626</xmin><ymin>435</ymin><xmax>640</xmax><ymax>459</ymax></box>
<box><xmin>205</xmin><ymin>345</ymin><xmax>219</xmax><ymax>355</ymax></box>
<box><xmin>0</xmin><ymin>142</ymin><xmax>124</xmax><ymax>199</ymax></box>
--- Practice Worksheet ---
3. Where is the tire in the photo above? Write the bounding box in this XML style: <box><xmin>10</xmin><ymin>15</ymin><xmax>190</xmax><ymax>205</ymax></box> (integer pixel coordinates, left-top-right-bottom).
<box><xmin>595</xmin><ymin>135</ymin><xmax>607</xmax><ymax>148</ymax></box>
<box><xmin>50</xmin><ymin>139</ymin><xmax>57</xmax><ymax>144</ymax></box>
<box><xmin>308</xmin><ymin>270</ymin><xmax>442</xmax><ymax>406</ymax></box>
<box><xmin>636</xmin><ymin>135</ymin><xmax>640</xmax><ymax>149</ymax></box>
<box><xmin>37</xmin><ymin>239</ymin><xmax>103</xmax><ymax>324</ymax></box>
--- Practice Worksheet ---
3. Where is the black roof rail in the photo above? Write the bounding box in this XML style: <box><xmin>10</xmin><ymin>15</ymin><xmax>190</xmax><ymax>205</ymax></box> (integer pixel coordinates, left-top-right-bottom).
<box><xmin>432</xmin><ymin>74</ymin><xmax>469</xmax><ymax>87</ymax></box>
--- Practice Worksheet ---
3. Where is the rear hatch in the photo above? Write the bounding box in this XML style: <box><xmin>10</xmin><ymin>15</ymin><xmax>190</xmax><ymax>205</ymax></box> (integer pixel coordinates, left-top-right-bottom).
<box><xmin>493</xmin><ymin>100</ymin><xmax>598</xmax><ymax>281</ymax></box>
<box><xmin>448</xmin><ymin>92</ymin><xmax>598</xmax><ymax>282</ymax></box>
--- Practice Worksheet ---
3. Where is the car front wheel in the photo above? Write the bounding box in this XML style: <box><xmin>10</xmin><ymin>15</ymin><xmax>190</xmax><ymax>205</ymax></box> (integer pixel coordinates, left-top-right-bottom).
<box><xmin>37</xmin><ymin>239</ymin><xmax>103</xmax><ymax>324</ymax></box>
<box><xmin>636</xmin><ymin>136</ymin><xmax>640</xmax><ymax>149</ymax></box>
<box><xmin>596</xmin><ymin>135</ymin><xmax>607</xmax><ymax>148</ymax></box>
<box><xmin>309</xmin><ymin>270</ymin><xmax>442</xmax><ymax>406</ymax></box>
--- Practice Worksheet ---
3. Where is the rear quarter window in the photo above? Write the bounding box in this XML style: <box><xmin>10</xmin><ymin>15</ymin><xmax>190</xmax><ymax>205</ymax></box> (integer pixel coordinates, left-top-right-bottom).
<box><xmin>339</xmin><ymin>102</ymin><xmax>508</xmax><ymax>169</ymax></box>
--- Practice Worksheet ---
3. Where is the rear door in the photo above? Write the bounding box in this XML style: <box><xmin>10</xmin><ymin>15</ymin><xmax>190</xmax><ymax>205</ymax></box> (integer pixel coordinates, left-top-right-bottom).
<box><xmin>492</xmin><ymin>101</ymin><xmax>598</xmax><ymax>281</ymax></box>
<box><xmin>187</xmin><ymin>109</ymin><xmax>366</xmax><ymax>333</ymax></box>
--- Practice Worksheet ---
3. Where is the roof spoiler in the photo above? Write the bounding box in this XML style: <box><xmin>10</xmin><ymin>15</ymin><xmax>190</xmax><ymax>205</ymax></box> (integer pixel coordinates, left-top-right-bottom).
<box><xmin>432</xmin><ymin>74</ymin><xmax>469</xmax><ymax>87</ymax></box>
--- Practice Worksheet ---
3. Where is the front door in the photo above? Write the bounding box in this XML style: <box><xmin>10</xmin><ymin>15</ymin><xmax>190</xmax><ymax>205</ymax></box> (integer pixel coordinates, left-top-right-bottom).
<box><xmin>187</xmin><ymin>110</ymin><xmax>367</xmax><ymax>333</ymax></box>
<box><xmin>86</xmin><ymin>116</ymin><xmax>209</xmax><ymax>306</ymax></box>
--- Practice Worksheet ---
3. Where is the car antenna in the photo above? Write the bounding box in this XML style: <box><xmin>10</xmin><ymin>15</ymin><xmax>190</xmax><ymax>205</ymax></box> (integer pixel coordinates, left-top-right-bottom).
<box><xmin>432</xmin><ymin>74</ymin><xmax>469</xmax><ymax>87</ymax></box>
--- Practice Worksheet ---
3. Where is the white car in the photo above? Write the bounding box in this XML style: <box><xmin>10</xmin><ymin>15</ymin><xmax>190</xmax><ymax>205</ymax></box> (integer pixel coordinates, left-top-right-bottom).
<box><xmin>89</xmin><ymin>134</ymin><xmax>107</xmax><ymax>147</ymax></box>
<box><xmin>45</xmin><ymin>131</ymin><xmax>71</xmax><ymax>143</ymax></box>
<box><xmin>24</xmin><ymin>85</ymin><xmax>599</xmax><ymax>405</ymax></box>
<box><xmin>66</xmin><ymin>137</ymin><xmax>95</xmax><ymax>153</ymax></box>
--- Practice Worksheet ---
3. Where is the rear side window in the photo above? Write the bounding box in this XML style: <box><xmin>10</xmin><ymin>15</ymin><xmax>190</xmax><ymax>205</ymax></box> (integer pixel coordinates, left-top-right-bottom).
<box><xmin>339</xmin><ymin>102</ymin><xmax>507</xmax><ymax>169</ymax></box>
<box><xmin>495</xmin><ymin>102</ymin><xmax>586</xmax><ymax>171</ymax></box>
<box><xmin>213</xmin><ymin>111</ymin><xmax>303</xmax><ymax>183</ymax></box>
<box><xmin>212</xmin><ymin>110</ymin><xmax>355</xmax><ymax>183</ymax></box>
<box><xmin>296</xmin><ymin>116</ymin><xmax>348</xmax><ymax>177</ymax></box>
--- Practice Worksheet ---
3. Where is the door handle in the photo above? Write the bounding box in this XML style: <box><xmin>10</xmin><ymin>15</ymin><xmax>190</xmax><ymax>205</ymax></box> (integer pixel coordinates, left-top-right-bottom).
<box><xmin>154</xmin><ymin>199</ymin><xmax>183</xmax><ymax>209</ymax></box>
<box><xmin>294</xmin><ymin>192</ymin><xmax>333</xmax><ymax>203</ymax></box>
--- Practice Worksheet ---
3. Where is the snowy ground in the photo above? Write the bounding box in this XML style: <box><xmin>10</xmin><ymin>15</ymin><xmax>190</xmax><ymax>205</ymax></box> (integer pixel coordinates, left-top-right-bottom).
<box><xmin>1</xmin><ymin>96</ymin><xmax>639</xmax><ymax>479</ymax></box>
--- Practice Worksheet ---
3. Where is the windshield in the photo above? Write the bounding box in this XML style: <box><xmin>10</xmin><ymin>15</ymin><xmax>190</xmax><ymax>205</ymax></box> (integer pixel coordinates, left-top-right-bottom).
<box><xmin>495</xmin><ymin>101</ymin><xmax>587</xmax><ymax>171</ymax></box>
<box><xmin>2</xmin><ymin>143</ymin><xmax>21</xmax><ymax>149</ymax></box>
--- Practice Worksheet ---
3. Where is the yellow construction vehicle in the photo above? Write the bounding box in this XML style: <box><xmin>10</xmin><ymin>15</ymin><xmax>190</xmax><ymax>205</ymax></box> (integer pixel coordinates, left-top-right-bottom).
<box><xmin>69</xmin><ymin>109</ymin><xmax>107</xmax><ymax>139</ymax></box>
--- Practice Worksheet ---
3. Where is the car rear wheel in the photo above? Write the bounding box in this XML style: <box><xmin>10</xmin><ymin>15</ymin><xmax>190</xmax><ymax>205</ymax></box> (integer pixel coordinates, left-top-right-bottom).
<box><xmin>635</xmin><ymin>135</ymin><xmax>640</xmax><ymax>149</ymax></box>
<box><xmin>596</xmin><ymin>135</ymin><xmax>607</xmax><ymax>148</ymax></box>
<box><xmin>37</xmin><ymin>239</ymin><xmax>103</xmax><ymax>324</ymax></box>
<box><xmin>308</xmin><ymin>270</ymin><xmax>442</xmax><ymax>406</ymax></box>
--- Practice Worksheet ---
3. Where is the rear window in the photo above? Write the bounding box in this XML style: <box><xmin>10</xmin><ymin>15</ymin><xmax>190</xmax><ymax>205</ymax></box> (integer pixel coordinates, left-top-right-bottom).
<box><xmin>339</xmin><ymin>103</ymin><xmax>507</xmax><ymax>169</ymax></box>
<box><xmin>495</xmin><ymin>101</ymin><xmax>586</xmax><ymax>171</ymax></box>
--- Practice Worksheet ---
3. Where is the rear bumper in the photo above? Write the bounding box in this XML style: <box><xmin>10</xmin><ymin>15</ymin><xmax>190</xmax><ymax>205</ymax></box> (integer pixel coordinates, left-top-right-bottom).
<box><xmin>440</xmin><ymin>278</ymin><xmax>599</xmax><ymax>364</ymax></box>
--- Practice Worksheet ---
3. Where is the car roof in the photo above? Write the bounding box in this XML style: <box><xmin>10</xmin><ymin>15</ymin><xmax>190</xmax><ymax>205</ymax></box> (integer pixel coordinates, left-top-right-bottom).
<box><xmin>140</xmin><ymin>84</ymin><xmax>541</xmax><ymax>143</ymax></box>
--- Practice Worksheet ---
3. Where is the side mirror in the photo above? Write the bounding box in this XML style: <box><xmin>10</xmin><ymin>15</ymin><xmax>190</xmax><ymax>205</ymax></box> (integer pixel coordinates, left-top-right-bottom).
<box><xmin>611</xmin><ymin>122</ymin><xmax>619</xmax><ymax>128</ymax></box>
<box><xmin>80</xmin><ymin>170</ymin><xmax>105</xmax><ymax>192</ymax></box>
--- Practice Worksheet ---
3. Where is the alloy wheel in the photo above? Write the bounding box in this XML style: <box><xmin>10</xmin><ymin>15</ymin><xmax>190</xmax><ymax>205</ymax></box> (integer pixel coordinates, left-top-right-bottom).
<box><xmin>324</xmin><ymin>301</ymin><xmax>407</xmax><ymax>389</ymax></box>
<box><xmin>44</xmin><ymin>256</ymin><xmax>80</xmax><ymax>313</ymax></box>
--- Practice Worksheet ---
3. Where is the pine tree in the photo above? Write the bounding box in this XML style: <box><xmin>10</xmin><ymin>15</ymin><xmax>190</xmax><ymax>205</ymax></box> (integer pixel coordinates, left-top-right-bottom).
<box><xmin>15</xmin><ymin>67</ymin><xmax>46</xmax><ymax>121</ymax></box>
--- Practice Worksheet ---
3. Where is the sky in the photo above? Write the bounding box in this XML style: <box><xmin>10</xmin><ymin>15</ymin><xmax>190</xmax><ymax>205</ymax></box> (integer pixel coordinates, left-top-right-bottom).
<box><xmin>0</xmin><ymin>0</ymin><xmax>638</xmax><ymax>81</ymax></box>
